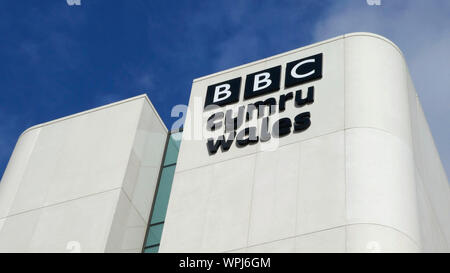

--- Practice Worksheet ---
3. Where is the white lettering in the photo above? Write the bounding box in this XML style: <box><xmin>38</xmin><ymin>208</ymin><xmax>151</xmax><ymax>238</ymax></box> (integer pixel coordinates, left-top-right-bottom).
<box><xmin>253</xmin><ymin>72</ymin><xmax>272</xmax><ymax>91</ymax></box>
<box><xmin>213</xmin><ymin>84</ymin><xmax>232</xmax><ymax>103</ymax></box>
<box><xmin>291</xmin><ymin>59</ymin><xmax>315</xmax><ymax>79</ymax></box>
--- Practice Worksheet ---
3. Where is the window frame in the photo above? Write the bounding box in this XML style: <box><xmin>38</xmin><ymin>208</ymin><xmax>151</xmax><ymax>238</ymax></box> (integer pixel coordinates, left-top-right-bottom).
<box><xmin>141</xmin><ymin>128</ymin><xmax>183</xmax><ymax>253</ymax></box>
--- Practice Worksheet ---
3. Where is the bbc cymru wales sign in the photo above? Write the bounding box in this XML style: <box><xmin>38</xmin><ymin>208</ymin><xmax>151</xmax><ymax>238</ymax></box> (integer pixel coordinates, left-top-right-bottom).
<box><xmin>204</xmin><ymin>53</ymin><xmax>323</xmax><ymax>155</ymax></box>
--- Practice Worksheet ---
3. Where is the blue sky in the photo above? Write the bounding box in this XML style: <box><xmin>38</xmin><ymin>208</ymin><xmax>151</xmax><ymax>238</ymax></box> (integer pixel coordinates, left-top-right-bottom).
<box><xmin>0</xmin><ymin>0</ymin><xmax>449</xmax><ymax>178</ymax></box>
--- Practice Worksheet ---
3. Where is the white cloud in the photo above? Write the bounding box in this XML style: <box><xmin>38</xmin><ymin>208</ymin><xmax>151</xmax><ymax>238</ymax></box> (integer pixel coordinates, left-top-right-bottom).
<box><xmin>188</xmin><ymin>0</ymin><xmax>319</xmax><ymax>71</ymax></box>
<box><xmin>313</xmin><ymin>0</ymin><xmax>450</xmax><ymax>177</ymax></box>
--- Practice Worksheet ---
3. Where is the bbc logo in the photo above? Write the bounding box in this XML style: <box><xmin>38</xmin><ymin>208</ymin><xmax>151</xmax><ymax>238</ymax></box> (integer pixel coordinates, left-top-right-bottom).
<box><xmin>204</xmin><ymin>53</ymin><xmax>322</xmax><ymax>109</ymax></box>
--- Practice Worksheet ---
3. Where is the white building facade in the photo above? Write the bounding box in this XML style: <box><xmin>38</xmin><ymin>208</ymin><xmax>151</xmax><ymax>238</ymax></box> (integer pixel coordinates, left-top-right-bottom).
<box><xmin>0</xmin><ymin>33</ymin><xmax>449</xmax><ymax>252</ymax></box>
<box><xmin>0</xmin><ymin>96</ymin><xmax>168</xmax><ymax>252</ymax></box>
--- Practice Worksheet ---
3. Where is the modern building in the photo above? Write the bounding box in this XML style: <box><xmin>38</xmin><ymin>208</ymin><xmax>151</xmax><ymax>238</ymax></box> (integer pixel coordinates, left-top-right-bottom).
<box><xmin>0</xmin><ymin>33</ymin><xmax>449</xmax><ymax>253</ymax></box>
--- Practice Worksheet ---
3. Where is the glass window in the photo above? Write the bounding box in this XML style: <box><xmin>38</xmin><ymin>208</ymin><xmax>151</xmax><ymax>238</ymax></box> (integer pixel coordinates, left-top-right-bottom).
<box><xmin>163</xmin><ymin>132</ymin><xmax>182</xmax><ymax>166</ymax></box>
<box><xmin>143</xmin><ymin>130</ymin><xmax>182</xmax><ymax>253</ymax></box>
<box><xmin>144</xmin><ymin>245</ymin><xmax>159</xmax><ymax>253</ymax></box>
<box><xmin>150</xmin><ymin>165</ymin><xmax>176</xmax><ymax>224</ymax></box>
<box><xmin>145</xmin><ymin>223</ymin><xmax>164</xmax><ymax>247</ymax></box>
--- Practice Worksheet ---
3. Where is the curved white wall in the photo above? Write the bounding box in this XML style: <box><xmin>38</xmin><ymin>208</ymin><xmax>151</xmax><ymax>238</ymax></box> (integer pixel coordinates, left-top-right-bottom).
<box><xmin>344</xmin><ymin>34</ymin><xmax>420</xmax><ymax>252</ymax></box>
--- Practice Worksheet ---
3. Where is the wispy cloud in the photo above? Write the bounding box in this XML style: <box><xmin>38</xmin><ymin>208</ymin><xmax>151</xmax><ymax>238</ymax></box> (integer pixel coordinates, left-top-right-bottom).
<box><xmin>184</xmin><ymin>0</ymin><xmax>325</xmax><ymax>71</ymax></box>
